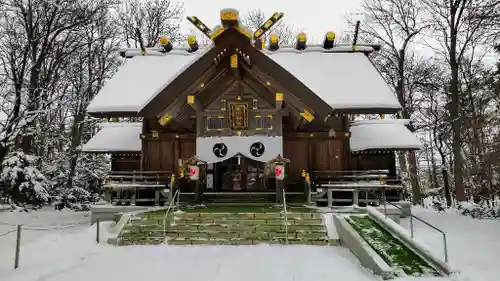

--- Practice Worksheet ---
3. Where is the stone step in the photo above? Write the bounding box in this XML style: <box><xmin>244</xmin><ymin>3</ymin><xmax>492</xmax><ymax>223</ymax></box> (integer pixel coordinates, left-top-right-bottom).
<box><xmin>118</xmin><ymin>236</ymin><xmax>164</xmax><ymax>246</ymax></box>
<box><xmin>172</xmin><ymin>218</ymin><xmax>323</xmax><ymax>226</ymax></box>
<box><xmin>168</xmin><ymin>224</ymin><xmax>326</xmax><ymax>232</ymax></box>
<box><xmin>165</xmin><ymin>231</ymin><xmax>328</xmax><ymax>240</ymax></box>
<box><xmin>175</xmin><ymin>212</ymin><xmax>322</xmax><ymax>220</ymax></box>
<box><xmin>165</xmin><ymin>237</ymin><xmax>329</xmax><ymax>245</ymax></box>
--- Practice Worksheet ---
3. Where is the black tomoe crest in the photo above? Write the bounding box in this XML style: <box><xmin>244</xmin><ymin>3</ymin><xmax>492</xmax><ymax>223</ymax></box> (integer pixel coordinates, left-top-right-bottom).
<box><xmin>213</xmin><ymin>143</ymin><xmax>228</xmax><ymax>158</ymax></box>
<box><xmin>250</xmin><ymin>142</ymin><xmax>265</xmax><ymax>157</ymax></box>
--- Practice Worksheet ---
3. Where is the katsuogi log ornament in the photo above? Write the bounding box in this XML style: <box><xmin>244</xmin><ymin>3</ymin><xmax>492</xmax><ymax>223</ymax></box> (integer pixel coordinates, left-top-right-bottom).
<box><xmin>159</xmin><ymin>36</ymin><xmax>173</xmax><ymax>53</ymax></box>
<box><xmin>295</xmin><ymin>32</ymin><xmax>307</xmax><ymax>50</ymax></box>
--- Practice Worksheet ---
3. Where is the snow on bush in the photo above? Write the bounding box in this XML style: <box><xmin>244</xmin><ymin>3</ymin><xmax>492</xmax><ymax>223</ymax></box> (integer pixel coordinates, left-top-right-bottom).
<box><xmin>457</xmin><ymin>201</ymin><xmax>500</xmax><ymax>219</ymax></box>
<box><xmin>45</xmin><ymin>153</ymin><xmax>110</xmax><ymax>211</ymax></box>
<box><xmin>0</xmin><ymin>150</ymin><xmax>50</xmax><ymax>208</ymax></box>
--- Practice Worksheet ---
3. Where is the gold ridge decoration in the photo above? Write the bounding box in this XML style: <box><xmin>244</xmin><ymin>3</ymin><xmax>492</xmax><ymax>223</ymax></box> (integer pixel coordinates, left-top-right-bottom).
<box><xmin>323</xmin><ymin>31</ymin><xmax>336</xmax><ymax>49</ymax></box>
<box><xmin>268</xmin><ymin>33</ymin><xmax>279</xmax><ymax>51</ymax></box>
<box><xmin>187</xmin><ymin>95</ymin><xmax>195</xmax><ymax>105</ymax></box>
<box><xmin>186</xmin><ymin>16</ymin><xmax>212</xmax><ymax>39</ymax></box>
<box><xmin>300</xmin><ymin>109</ymin><xmax>314</xmax><ymax>122</ymax></box>
<box><xmin>187</xmin><ymin>35</ymin><xmax>199</xmax><ymax>52</ymax></box>
<box><xmin>158</xmin><ymin>112</ymin><xmax>172</xmax><ymax>126</ymax></box>
<box><xmin>275</xmin><ymin>92</ymin><xmax>284</xmax><ymax>102</ymax></box>
<box><xmin>296</xmin><ymin>32</ymin><xmax>307</xmax><ymax>50</ymax></box>
<box><xmin>234</xmin><ymin>25</ymin><xmax>251</xmax><ymax>38</ymax></box>
<box><xmin>220</xmin><ymin>9</ymin><xmax>239</xmax><ymax>21</ymax></box>
<box><xmin>210</xmin><ymin>25</ymin><xmax>226</xmax><ymax>40</ymax></box>
<box><xmin>159</xmin><ymin>36</ymin><xmax>172</xmax><ymax>52</ymax></box>
<box><xmin>253</xmin><ymin>12</ymin><xmax>284</xmax><ymax>40</ymax></box>
<box><xmin>230</xmin><ymin>54</ymin><xmax>238</xmax><ymax>68</ymax></box>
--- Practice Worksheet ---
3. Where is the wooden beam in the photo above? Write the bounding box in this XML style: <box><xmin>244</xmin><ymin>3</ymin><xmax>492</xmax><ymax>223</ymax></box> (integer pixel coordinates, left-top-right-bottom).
<box><xmin>140</xmin><ymin>47</ymin><xmax>224</xmax><ymax>117</ymax></box>
<box><xmin>241</xmin><ymin>63</ymin><xmax>310</xmax><ymax>117</ymax></box>
<box><xmin>240</xmin><ymin>76</ymin><xmax>276</xmax><ymax>107</ymax></box>
<box><xmin>157</xmin><ymin>68</ymin><xmax>228</xmax><ymax>126</ymax></box>
<box><xmin>199</xmin><ymin>73</ymin><xmax>237</xmax><ymax>108</ymax></box>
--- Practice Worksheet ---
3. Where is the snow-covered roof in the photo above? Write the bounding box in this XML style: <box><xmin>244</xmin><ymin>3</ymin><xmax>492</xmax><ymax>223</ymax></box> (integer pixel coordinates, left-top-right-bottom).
<box><xmin>266</xmin><ymin>51</ymin><xmax>400</xmax><ymax>111</ymax></box>
<box><xmin>350</xmin><ymin>119</ymin><xmax>422</xmax><ymax>151</ymax></box>
<box><xmin>81</xmin><ymin>123</ymin><xmax>142</xmax><ymax>152</ymax></box>
<box><xmin>87</xmin><ymin>45</ymin><xmax>400</xmax><ymax>114</ymax></box>
<box><xmin>86</xmin><ymin>47</ymin><xmax>213</xmax><ymax>114</ymax></box>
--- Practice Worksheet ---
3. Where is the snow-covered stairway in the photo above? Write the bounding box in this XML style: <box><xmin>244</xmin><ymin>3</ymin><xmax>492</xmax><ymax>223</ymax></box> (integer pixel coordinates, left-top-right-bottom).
<box><xmin>117</xmin><ymin>206</ymin><xmax>340</xmax><ymax>246</ymax></box>
<box><xmin>166</xmin><ymin>211</ymin><xmax>331</xmax><ymax>245</ymax></box>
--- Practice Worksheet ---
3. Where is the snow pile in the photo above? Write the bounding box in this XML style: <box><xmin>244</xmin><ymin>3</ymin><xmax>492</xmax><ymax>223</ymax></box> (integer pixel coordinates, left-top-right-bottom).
<box><xmin>0</xmin><ymin>150</ymin><xmax>50</xmax><ymax>208</ymax></box>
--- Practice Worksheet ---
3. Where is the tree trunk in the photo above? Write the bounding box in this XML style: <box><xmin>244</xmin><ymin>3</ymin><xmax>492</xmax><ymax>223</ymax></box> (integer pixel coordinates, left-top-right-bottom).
<box><xmin>449</xmin><ymin>6</ymin><xmax>466</xmax><ymax>201</ymax></box>
<box><xmin>408</xmin><ymin>150</ymin><xmax>421</xmax><ymax>204</ymax></box>
<box><xmin>442</xmin><ymin>167</ymin><xmax>452</xmax><ymax>207</ymax></box>
<box><xmin>65</xmin><ymin>114</ymin><xmax>85</xmax><ymax>189</ymax></box>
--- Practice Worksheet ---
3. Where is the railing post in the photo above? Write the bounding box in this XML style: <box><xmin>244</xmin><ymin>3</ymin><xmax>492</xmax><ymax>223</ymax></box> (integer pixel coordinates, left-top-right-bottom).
<box><xmin>409</xmin><ymin>215</ymin><xmax>414</xmax><ymax>238</ymax></box>
<box><xmin>443</xmin><ymin>233</ymin><xmax>449</xmax><ymax>263</ymax></box>
<box><xmin>282</xmin><ymin>188</ymin><xmax>288</xmax><ymax>245</ymax></box>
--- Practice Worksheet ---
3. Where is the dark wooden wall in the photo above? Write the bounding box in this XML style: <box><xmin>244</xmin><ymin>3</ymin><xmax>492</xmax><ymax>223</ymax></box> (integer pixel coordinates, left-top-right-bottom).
<box><xmin>283</xmin><ymin>135</ymin><xmax>346</xmax><ymax>177</ymax></box>
<box><xmin>350</xmin><ymin>152</ymin><xmax>397</xmax><ymax>176</ymax></box>
<box><xmin>142</xmin><ymin>138</ymin><xmax>195</xmax><ymax>172</ymax></box>
<box><xmin>111</xmin><ymin>154</ymin><xmax>141</xmax><ymax>171</ymax></box>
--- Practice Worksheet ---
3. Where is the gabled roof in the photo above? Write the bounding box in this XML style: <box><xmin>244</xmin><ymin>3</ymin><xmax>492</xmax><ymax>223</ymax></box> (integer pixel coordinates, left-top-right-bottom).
<box><xmin>86</xmin><ymin>47</ymin><xmax>213</xmax><ymax>115</ymax></box>
<box><xmin>81</xmin><ymin>123</ymin><xmax>141</xmax><ymax>152</ymax></box>
<box><xmin>265</xmin><ymin>50</ymin><xmax>400</xmax><ymax>112</ymax></box>
<box><xmin>349</xmin><ymin>119</ymin><xmax>422</xmax><ymax>151</ymax></box>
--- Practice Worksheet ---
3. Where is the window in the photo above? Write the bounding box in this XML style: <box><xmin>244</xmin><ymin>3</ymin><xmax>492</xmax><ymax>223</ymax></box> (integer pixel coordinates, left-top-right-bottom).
<box><xmin>206</xmin><ymin>116</ymin><xmax>230</xmax><ymax>130</ymax></box>
<box><xmin>253</xmin><ymin>115</ymin><xmax>273</xmax><ymax>130</ymax></box>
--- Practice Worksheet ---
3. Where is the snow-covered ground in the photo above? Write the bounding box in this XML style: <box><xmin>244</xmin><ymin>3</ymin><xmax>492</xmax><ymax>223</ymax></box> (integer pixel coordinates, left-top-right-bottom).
<box><xmin>0</xmin><ymin>206</ymin><xmax>498</xmax><ymax>281</ymax></box>
<box><xmin>400</xmin><ymin>207</ymin><xmax>500</xmax><ymax>281</ymax></box>
<box><xmin>0</xmin><ymin>207</ymin><xmax>91</xmax><ymax>275</ymax></box>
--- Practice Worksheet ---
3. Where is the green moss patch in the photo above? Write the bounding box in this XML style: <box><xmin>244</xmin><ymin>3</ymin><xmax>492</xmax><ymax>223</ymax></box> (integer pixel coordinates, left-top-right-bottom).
<box><xmin>346</xmin><ymin>215</ymin><xmax>439</xmax><ymax>277</ymax></box>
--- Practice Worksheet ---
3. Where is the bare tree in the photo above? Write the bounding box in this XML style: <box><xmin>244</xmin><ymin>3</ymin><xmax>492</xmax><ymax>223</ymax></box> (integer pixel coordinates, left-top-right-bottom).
<box><xmin>421</xmin><ymin>0</ymin><xmax>500</xmax><ymax>201</ymax></box>
<box><xmin>0</xmin><ymin>0</ymin><xmax>117</xmax><ymax>156</ymax></box>
<box><xmin>353</xmin><ymin>0</ymin><xmax>429</xmax><ymax>204</ymax></box>
<box><xmin>116</xmin><ymin>0</ymin><xmax>184</xmax><ymax>47</ymax></box>
<box><xmin>242</xmin><ymin>8</ymin><xmax>296</xmax><ymax>45</ymax></box>
<box><xmin>62</xmin><ymin>7</ymin><xmax>120</xmax><ymax>190</ymax></box>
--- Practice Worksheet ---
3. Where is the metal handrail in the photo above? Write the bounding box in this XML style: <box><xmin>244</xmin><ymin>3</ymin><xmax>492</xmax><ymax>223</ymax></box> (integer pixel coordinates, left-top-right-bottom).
<box><xmin>282</xmin><ymin>188</ymin><xmax>289</xmax><ymax>245</ymax></box>
<box><xmin>368</xmin><ymin>190</ymin><xmax>449</xmax><ymax>263</ymax></box>
<box><xmin>162</xmin><ymin>188</ymin><xmax>181</xmax><ymax>244</ymax></box>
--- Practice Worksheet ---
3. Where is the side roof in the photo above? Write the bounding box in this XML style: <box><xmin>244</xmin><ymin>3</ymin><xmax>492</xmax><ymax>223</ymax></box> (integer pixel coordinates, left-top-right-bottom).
<box><xmin>81</xmin><ymin>122</ymin><xmax>142</xmax><ymax>152</ymax></box>
<box><xmin>349</xmin><ymin>119</ymin><xmax>422</xmax><ymax>151</ymax></box>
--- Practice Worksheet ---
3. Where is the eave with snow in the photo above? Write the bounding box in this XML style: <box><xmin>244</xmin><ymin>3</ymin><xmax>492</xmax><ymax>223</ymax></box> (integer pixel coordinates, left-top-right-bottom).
<box><xmin>81</xmin><ymin>8</ymin><xmax>421</xmax><ymax>205</ymax></box>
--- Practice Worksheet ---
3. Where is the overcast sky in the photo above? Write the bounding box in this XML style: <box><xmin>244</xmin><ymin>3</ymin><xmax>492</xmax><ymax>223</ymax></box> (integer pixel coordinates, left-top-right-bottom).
<box><xmin>180</xmin><ymin>0</ymin><xmax>364</xmax><ymax>42</ymax></box>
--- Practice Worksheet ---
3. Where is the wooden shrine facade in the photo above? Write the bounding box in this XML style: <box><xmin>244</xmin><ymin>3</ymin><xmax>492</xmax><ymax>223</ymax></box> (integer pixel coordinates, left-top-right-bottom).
<box><xmin>82</xmin><ymin>9</ymin><xmax>421</xmax><ymax>205</ymax></box>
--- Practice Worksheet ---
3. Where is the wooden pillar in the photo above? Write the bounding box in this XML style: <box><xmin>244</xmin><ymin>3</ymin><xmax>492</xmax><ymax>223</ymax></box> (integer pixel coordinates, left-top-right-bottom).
<box><xmin>327</xmin><ymin>190</ymin><xmax>333</xmax><ymax>207</ymax></box>
<box><xmin>130</xmin><ymin>188</ymin><xmax>137</xmax><ymax>206</ymax></box>
<box><xmin>275</xmin><ymin>178</ymin><xmax>284</xmax><ymax>204</ymax></box>
<box><xmin>173</xmin><ymin>139</ymin><xmax>180</xmax><ymax>175</ymax></box>
<box><xmin>195</xmin><ymin>180</ymin><xmax>201</xmax><ymax>204</ymax></box>
<box><xmin>353</xmin><ymin>188</ymin><xmax>359</xmax><ymax>206</ymax></box>
<box><xmin>154</xmin><ymin>188</ymin><xmax>160</xmax><ymax>206</ymax></box>
<box><xmin>342</xmin><ymin>115</ymin><xmax>351</xmax><ymax>170</ymax></box>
